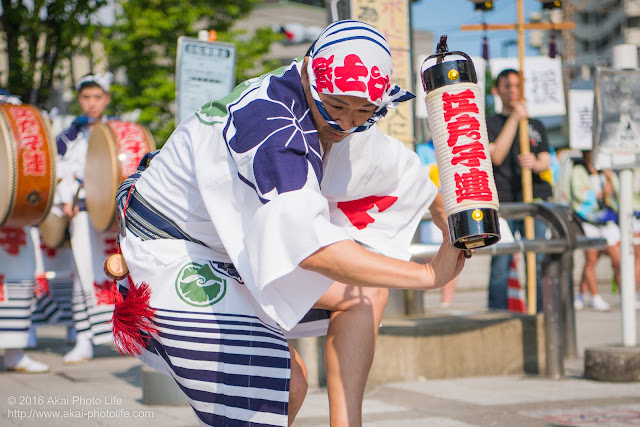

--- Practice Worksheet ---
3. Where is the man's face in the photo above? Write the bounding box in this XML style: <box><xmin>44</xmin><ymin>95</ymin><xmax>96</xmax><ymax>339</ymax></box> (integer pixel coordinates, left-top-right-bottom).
<box><xmin>493</xmin><ymin>73</ymin><xmax>520</xmax><ymax>110</ymax></box>
<box><xmin>301</xmin><ymin>58</ymin><xmax>377</xmax><ymax>145</ymax></box>
<box><xmin>77</xmin><ymin>86</ymin><xmax>110</xmax><ymax>119</ymax></box>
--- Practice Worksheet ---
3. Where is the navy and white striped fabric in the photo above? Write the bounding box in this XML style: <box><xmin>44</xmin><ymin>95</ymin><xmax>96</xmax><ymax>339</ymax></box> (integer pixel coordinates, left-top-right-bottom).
<box><xmin>70</xmin><ymin>275</ymin><xmax>114</xmax><ymax>345</ymax></box>
<box><xmin>117</xmin><ymin>174</ymin><xmax>208</xmax><ymax>246</ymax></box>
<box><xmin>139</xmin><ymin>307</ymin><xmax>290</xmax><ymax>426</ymax></box>
<box><xmin>0</xmin><ymin>281</ymin><xmax>36</xmax><ymax>348</ymax></box>
<box><xmin>31</xmin><ymin>290</ymin><xmax>59</xmax><ymax>326</ymax></box>
<box><xmin>67</xmin><ymin>212</ymin><xmax>117</xmax><ymax>345</ymax></box>
<box><xmin>0</xmin><ymin>226</ymin><xmax>37</xmax><ymax>349</ymax></box>
<box><xmin>119</xmin><ymin>231</ymin><xmax>292</xmax><ymax>426</ymax></box>
<box><xmin>306</xmin><ymin>19</ymin><xmax>414</xmax><ymax>133</ymax></box>
<box><xmin>48</xmin><ymin>278</ymin><xmax>74</xmax><ymax>325</ymax></box>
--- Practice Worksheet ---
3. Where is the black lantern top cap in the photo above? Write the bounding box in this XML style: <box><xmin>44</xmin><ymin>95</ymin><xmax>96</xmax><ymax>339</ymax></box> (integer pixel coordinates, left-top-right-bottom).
<box><xmin>421</xmin><ymin>35</ymin><xmax>478</xmax><ymax>93</ymax></box>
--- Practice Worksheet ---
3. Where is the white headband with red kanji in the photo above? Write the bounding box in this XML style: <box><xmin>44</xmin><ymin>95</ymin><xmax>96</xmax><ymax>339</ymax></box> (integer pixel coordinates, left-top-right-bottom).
<box><xmin>306</xmin><ymin>19</ymin><xmax>414</xmax><ymax>133</ymax></box>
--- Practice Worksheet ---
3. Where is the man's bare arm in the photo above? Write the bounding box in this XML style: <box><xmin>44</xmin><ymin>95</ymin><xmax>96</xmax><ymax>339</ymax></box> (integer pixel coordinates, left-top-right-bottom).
<box><xmin>299</xmin><ymin>239</ymin><xmax>465</xmax><ymax>291</ymax></box>
<box><xmin>428</xmin><ymin>193</ymin><xmax>448</xmax><ymax>235</ymax></box>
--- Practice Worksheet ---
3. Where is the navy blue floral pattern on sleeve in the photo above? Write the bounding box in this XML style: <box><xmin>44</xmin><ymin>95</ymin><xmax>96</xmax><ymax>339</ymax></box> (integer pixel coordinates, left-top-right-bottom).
<box><xmin>226</xmin><ymin>66</ymin><xmax>323</xmax><ymax>203</ymax></box>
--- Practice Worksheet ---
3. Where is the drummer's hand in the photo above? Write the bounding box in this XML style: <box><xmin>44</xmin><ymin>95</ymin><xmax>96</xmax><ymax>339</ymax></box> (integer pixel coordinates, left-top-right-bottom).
<box><xmin>428</xmin><ymin>239</ymin><xmax>466</xmax><ymax>289</ymax></box>
<box><xmin>62</xmin><ymin>203</ymin><xmax>78</xmax><ymax>220</ymax></box>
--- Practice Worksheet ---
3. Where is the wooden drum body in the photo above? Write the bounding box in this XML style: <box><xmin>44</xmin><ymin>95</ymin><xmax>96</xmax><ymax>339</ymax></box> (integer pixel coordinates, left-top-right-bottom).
<box><xmin>0</xmin><ymin>104</ymin><xmax>56</xmax><ymax>227</ymax></box>
<box><xmin>85</xmin><ymin>121</ymin><xmax>155</xmax><ymax>232</ymax></box>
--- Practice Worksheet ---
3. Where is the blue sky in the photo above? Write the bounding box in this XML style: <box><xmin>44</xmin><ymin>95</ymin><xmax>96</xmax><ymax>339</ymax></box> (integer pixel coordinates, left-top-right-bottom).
<box><xmin>411</xmin><ymin>0</ymin><xmax>544</xmax><ymax>58</ymax></box>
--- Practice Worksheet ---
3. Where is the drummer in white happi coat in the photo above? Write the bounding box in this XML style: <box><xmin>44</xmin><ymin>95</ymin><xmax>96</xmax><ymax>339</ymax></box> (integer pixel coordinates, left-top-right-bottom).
<box><xmin>0</xmin><ymin>226</ymin><xmax>49</xmax><ymax>373</ymax></box>
<box><xmin>0</xmin><ymin>91</ymin><xmax>49</xmax><ymax>373</ymax></box>
<box><xmin>115</xmin><ymin>20</ymin><xmax>466</xmax><ymax>427</ymax></box>
<box><xmin>55</xmin><ymin>73</ymin><xmax>119</xmax><ymax>364</ymax></box>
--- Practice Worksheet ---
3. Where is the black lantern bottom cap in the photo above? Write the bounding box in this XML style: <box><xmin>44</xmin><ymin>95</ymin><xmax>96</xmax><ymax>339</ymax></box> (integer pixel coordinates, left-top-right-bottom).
<box><xmin>448</xmin><ymin>208</ymin><xmax>501</xmax><ymax>250</ymax></box>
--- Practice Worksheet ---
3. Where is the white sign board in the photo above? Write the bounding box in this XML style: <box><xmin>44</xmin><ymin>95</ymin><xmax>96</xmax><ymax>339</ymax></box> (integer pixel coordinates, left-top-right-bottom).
<box><xmin>568</xmin><ymin>89</ymin><xmax>594</xmax><ymax>150</ymax></box>
<box><xmin>176</xmin><ymin>37</ymin><xmax>236</xmax><ymax>124</ymax></box>
<box><xmin>489</xmin><ymin>56</ymin><xmax>566</xmax><ymax>117</ymax></box>
<box><xmin>593</xmin><ymin>67</ymin><xmax>640</xmax><ymax>169</ymax></box>
<box><xmin>416</xmin><ymin>55</ymin><xmax>486</xmax><ymax>119</ymax></box>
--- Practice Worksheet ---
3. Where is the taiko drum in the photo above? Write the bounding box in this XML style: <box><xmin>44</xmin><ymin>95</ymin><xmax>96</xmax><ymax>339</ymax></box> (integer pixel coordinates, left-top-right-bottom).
<box><xmin>84</xmin><ymin>121</ymin><xmax>155</xmax><ymax>232</ymax></box>
<box><xmin>0</xmin><ymin>104</ymin><xmax>56</xmax><ymax>227</ymax></box>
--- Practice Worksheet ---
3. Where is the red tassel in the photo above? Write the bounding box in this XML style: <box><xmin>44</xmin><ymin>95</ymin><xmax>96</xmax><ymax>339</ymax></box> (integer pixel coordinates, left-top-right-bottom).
<box><xmin>110</xmin><ymin>278</ymin><xmax>158</xmax><ymax>357</ymax></box>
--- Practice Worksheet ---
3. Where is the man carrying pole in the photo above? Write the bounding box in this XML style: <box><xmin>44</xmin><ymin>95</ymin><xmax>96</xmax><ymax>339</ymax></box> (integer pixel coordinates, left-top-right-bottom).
<box><xmin>486</xmin><ymin>68</ymin><xmax>552</xmax><ymax>313</ymax></box>
<box><xmin>462</xmin><ymin>0</ymin><xmax>574</xmax><ymax>313</ymax></box>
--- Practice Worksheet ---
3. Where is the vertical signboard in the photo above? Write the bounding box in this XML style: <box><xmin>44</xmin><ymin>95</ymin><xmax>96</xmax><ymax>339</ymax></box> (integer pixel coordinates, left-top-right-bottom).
<box><xmin>350</xmin><ymin>0</ymin><xmax>414</xmax><ymax>149</ymax></box>
<box><xmin>568</xmin><ymin>89</ymin><xmax>594</xmax><ymax>150</ymax></box>
<box><xmin>592</xmin><ymin>67</ymin><xmax>640</xmax><ymax>169</ymax></box>
<box><xmin>176</xmin><ymin>37</ymin><xmax>236</xmax><ymax>125</ymax></box>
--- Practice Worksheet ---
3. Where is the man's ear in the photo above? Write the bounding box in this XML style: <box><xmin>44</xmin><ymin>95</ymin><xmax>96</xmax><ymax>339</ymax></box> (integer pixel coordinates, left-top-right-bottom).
<box><xmin>491</xmin><ymin>86</ymin><xmax>498</xmax><ymax>96</ymax></box>
<box><xmin>301</xmin><ymin>56</ymin><xmax>310</xmax><ymax>89</ymax></box>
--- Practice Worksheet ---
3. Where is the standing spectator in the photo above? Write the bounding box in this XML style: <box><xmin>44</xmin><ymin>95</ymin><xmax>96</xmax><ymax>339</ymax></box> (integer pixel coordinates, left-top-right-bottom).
<box><xmin>570</xmin><ymin>152</ymin><xmax>618</xmax><ymax>311</ymax></box>
<box><xmin>486</xmin><ymin>69</ymin><xmax>552</xmax><ymax>312</ymax></box>
<box><xmin>55</xmin><ymin>73</ymin><xmax>119</xmax><ymax>363</ymax></box>
<box><xmin>629</xmin><ymin>168</ymin><xmax>640</xmax><ymax>309</ymax></box>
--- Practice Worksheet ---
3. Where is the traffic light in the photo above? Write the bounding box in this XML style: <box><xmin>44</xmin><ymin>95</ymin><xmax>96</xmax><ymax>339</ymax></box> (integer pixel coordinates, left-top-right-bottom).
<box><xmin>474</xmin><ymin>1</ymin><xmax>493</xmax><ymax>11</ymax></box>
<box><xmin>540</xmin><ymin>0</ymin><xmax>561</xmax><ymax>8</ymax></box>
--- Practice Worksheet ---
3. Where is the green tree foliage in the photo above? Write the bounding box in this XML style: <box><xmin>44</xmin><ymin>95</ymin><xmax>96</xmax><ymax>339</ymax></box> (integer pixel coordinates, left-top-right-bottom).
<box><xmin>1</xmin><ymin>0</ymin><xmax>107</xmax><ymax>105</ymax></box>
<box><xmin>103</xmin><ymin>0</ymin><xmax>283</xmax><ymax>146</ymax></box>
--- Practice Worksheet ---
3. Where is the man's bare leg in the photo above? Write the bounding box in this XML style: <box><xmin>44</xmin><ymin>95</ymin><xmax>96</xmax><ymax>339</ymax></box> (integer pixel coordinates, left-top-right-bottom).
<box><xmin>288</xmin><ymin>345</ymin><xmax>308</xmax><ymax>426</ymax></box>
<box><xmin>313</xmin><ymin>282</ymin><xmax>389</xmax><ymax>426</ymax></box>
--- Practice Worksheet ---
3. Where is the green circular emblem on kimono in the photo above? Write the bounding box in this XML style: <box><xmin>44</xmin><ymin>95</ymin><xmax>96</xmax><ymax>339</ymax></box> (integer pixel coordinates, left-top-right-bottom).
<box><xmin>175</xmin><ymin>262</ymin><xmax>226</xmax><ymax>307</ymax></box>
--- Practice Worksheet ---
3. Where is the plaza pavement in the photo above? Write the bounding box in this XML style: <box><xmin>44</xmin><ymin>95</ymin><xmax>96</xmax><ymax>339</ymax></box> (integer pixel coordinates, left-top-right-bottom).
<box><xmin>1</xmin><ymin>277</ymin><xmax>639</xmax><ymax>426</ymax></box>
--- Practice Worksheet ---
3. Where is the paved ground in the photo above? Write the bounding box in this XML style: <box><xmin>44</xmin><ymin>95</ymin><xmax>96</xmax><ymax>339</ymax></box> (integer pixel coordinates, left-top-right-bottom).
<box><xmin>1</xmin><ymin>281</ymin><xmax>638</xmax><ymax>427</ymax></box>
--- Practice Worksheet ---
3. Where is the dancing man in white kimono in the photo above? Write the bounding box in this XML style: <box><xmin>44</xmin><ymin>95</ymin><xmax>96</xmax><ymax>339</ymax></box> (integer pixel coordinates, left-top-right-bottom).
<box><xmin>56</xmin><ymin>73</ymin><xmax>119</xmax><ymax>363</ymax></box>
<box><xmin>115</xmin><ymin>20</ymin><xmax>465</xmax><ymax>426</ymax></box>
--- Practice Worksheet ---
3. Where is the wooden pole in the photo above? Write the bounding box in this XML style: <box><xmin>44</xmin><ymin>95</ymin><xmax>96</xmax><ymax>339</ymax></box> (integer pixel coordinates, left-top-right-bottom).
<box><xmin>516</xmin><ymin>0</ymin><xmax>537</xmax><ymax>315</ymax></box>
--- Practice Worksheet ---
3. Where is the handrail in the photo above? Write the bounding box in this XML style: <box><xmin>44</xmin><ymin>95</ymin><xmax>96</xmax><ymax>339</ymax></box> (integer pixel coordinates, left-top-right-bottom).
<box><xmin>411</xmin><ymin>201</ymin><xmax>608</xmax><ymax>379</ymax></box>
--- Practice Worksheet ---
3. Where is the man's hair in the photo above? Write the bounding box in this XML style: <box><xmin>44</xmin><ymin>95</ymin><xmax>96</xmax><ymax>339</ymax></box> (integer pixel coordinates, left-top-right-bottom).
<box><xmin>494</xmin><ymin>68</ymin><xmax>519</xmax><ymax>87</ymax></box>
<box><xmin>77</xmin><ymin>80</ymin><xmax>104</xmax><ymax>94</ymax></box>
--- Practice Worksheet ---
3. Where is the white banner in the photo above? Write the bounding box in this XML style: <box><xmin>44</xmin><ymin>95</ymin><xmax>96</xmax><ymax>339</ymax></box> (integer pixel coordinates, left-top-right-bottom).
<box><xmin>490</xmin><ymin>56</ymin><xmax>566</xmax><ymax>117</ymax></box>
<box><xmin>568</xmin><ymin>89</ymin><xmax>594</xmax><ymax>150</ymax></box>
<box><xmin>176</xmin><ymin>37</ymin><xmax>236</xmax><ymax>125</ymax></box>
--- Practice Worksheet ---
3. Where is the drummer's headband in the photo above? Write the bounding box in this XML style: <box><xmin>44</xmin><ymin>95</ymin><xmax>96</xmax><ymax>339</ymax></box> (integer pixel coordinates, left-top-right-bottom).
<box><xmin>306</xmin><ymin>19</ymin><xmax>414</xmax><ymax>133</ymax></box>
<box><xmin>76</xmin><ymin>72</ymin><xmax>113</xmax><ymax>93</ymax></box>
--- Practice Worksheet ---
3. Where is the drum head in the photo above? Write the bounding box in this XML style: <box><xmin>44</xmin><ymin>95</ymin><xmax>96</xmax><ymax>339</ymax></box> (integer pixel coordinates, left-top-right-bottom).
<box><xmin>0</xmin><ymin>104</ymin><xmax>56</xmax><ymax>227</ymax></box>
<box><xmin>85</xmin><ymin>121</ymin><xmax>155</xmax><ymax>232</ymax></box>
<box><xmin>85</xmin><ymin>122</ymin><xmax>119</xmax><ymax>232</ymax></box>
<box><xmin>0</xmin><ymin>108</ymin><xmax>16</xmax><ymax>225</ymax></box>
<box><xmin>39</xmin><ymin>211</ymin><xmax>69</xmax><ymax>249</ymax></box>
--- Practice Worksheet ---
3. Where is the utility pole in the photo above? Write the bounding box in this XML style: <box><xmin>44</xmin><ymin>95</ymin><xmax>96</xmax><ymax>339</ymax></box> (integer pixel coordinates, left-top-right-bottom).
<box><xmin>461</xmin><ymin>0</ymin><xmax>575</xmax><ymax>314</ymax></box>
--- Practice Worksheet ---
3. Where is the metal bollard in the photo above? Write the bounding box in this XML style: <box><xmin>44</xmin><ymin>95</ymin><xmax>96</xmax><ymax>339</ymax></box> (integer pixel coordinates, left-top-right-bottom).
<box><xmin>541</xmin><ymin>253</ymin><xmax>564</xmax><ymax>378</ymax></box>
<box><xmin>561</xmin><ymin>251</ymin><xmax>578</xmax><ymax>359</ymax></box>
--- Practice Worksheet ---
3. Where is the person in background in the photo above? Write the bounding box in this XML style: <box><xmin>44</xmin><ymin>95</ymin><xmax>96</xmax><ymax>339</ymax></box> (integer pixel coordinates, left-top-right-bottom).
<box><xmin>416</xmin><ymin>139</ymin><xmax>458</xmax><ymax>307</ymax></box>
<box><xmin>571</xmin><ymin>151</ymin><xmax>618</xmax><ymax>311</ymax></box>
<box><xmin>55</xmin><ymin>73</ymin><xmax>119</xmax><ymax>363</ymax></box>
<box><xmin>0</xmin><ymin>90</ymin><xmax>49</xmax><ymax>373</ymax></box>
<box><xmin>486</xmin><ymin>68</ymin><xmax>552</xmax><ymax>312</ymax></box>
<box><xmin>630</xmin><ymin>168</ymin><xmax>640</xmax><ymax>309</ymax></box>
